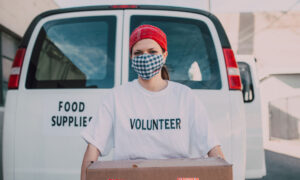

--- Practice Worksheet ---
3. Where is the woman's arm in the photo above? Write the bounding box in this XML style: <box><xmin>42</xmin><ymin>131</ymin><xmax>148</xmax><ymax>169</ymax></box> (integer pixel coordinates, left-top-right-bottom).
<box><xmin>80</xmin><ymin>144</ymin><xmax>101</xmax><ymax>180</ymax></box>
<box><xmin>208</xmin><ymin>145</ymin><xmax>225</xmax><ymax>160</ymax></box>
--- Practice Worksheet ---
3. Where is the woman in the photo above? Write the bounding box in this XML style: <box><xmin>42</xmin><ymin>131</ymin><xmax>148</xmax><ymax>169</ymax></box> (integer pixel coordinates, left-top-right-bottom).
<box><xmin>80</xmin><ymin>25</ymin><xmax>225</xmax><ymax>180</ymax></box>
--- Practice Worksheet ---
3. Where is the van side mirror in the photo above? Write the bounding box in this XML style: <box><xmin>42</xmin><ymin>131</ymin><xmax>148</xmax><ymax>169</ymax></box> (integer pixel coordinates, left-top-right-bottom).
<box><xmin>238</xmin><ymin>62</ymin><xmax>254</xmax><ymax>103</ymax></box>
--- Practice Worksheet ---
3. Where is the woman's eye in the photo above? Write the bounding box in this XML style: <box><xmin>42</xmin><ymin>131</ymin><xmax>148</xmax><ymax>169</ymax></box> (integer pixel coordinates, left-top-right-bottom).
<box><xmin>134</xmin><ymin>52</ymin><xmax>142</xmax><ymax>55</ymax></box>
<box><xmin>150</xmin><ymin>50</ymin><xmax>157</xmax><ymax>54</ymax></box>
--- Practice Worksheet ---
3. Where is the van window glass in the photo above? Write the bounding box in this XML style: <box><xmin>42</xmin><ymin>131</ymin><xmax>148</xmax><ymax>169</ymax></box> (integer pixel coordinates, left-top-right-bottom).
<box><xmin>238</xmin><ymin>62</ymin><xmax>254</xmax><ymax>102</ymax></box>
<box><xmin>26</xmin><ymin>16</ymin><xmax>116</xmax><ymax>89</ymax></box>
<box><xmin>129</xmin><ymin>16</ymin><xmax>221</xmax><ymax>89</ymax></box>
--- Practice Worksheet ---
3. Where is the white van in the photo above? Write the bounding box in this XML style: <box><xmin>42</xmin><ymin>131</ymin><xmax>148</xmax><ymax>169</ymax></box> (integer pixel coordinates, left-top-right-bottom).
<box><xmin>3</xmin><ymin>4</ymin><xmax>265</xmax><ymax>180</ymax></box>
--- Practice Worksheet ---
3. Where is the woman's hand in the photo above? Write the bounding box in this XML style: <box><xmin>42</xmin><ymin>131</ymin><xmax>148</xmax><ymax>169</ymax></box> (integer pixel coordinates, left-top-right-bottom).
<box><xmin>80</xmin><ymin>144</ymin><xmax>100</xmax><ymax>180</ymax></box>
<box><xmin>208</xmin><ymin>145</ymin><xmax>225</xmax><ymax>160</ymax></box>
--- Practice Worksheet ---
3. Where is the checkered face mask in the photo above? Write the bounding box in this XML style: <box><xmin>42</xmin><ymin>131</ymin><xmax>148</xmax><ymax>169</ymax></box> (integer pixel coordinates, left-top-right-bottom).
<box><xmin>131</xmin><ymin>54</ymin><xmax>164</xmax><ymax>80</ymax></box>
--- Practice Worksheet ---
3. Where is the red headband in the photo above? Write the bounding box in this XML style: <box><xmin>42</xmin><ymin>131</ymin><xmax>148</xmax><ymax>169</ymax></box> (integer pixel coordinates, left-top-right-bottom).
<box><xmin>129</xmin><ymin>25</ymin><xmax>167</xmax><ymax>52</ymax></box>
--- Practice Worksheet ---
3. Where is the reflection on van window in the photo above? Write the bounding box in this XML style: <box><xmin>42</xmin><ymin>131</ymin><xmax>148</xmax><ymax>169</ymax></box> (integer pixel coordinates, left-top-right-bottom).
<box><xmin>129</xmin><ymin>16</ymin><xmax>221</xmax><ymax>89</ymax></box>
<box><xmin>188</xmin><ymin>61</ymin><xmax>202</xmax><ymax>81</ymax></box>
<box><xmin>26</xmin><ymin>16</ymin><xmax>116</xmax><ymax>89</ymax></box>
<box><xmin>238</xmin><ymin>62</ymin><xmax>254</xmax><ymax>102</ymax></box>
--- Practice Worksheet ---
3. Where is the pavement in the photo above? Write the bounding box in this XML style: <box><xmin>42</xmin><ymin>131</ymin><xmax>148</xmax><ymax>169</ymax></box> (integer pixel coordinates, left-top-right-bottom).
<box><xmin>247</xmin><ymin>139</ymin><xmax>300</xmax><ymax>180</ymax></box>
<box><xmin>247</xmin><ymin>150</ymin><xmax>300</xmax><ymax>180</ymax></box>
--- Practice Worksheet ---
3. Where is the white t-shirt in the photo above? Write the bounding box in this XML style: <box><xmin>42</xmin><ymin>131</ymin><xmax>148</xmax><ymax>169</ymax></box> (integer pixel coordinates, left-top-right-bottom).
<box><xmin>81</xmin><ymin>79</ymin><xmax>220</xmax><ymax>160</ymax></box>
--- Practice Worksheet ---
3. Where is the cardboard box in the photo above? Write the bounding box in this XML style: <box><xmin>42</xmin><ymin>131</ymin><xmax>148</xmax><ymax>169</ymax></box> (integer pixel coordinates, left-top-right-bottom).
<box><xmin>87</xmin><ymin>158</ymin><xmax>232</xmax><ymax>180</ymax></box>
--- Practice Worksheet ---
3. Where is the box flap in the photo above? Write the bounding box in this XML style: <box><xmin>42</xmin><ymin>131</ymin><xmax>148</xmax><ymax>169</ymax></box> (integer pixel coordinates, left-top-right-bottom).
<box><xmin>88</xmin><ymin>157</ymin><xmax>231</xmax><ymax>170</ymax></box>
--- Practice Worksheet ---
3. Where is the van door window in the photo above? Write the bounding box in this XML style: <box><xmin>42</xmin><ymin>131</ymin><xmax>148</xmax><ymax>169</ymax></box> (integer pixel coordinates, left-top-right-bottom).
<box><xmin>129</xmin><ymin>16</ymin><xmax>221</xmax><ymax>89</ymax></box>
<box><xmin>238</xmin><ymin>62</ymin><xmax>254</xmax><ymax>102</ymax></box>
<box><xmin>26</xmin><ymin>16</ymin><xmax>116</xmax><ymax>89</ymax></box>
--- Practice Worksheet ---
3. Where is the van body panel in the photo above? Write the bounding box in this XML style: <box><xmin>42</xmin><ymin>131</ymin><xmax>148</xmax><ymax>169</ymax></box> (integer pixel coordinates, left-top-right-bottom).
<box><xmin>14</xmin><ymin>91</ymin><xmax>112</xmax><ymax>179</ymax></box>
<box><xmin>123</xmin><ymin>10</ymin><xmax>245</xmax><ymax>180</ymax></box>
<box><xmin>54</xmin><ymin>0</ymin><xmax>210</xmax><ymax>11</ymax></box>
<box><xmin>3</xmin><ymin>91</ymin><xmax>19</xmax><ymax>180</ymax></box>
<box><xmin>228</xmin><ymin>92</ymin><xmax>247</xmax><ymax>180</ymax></box>
<box><xmin>19</xmin><ymin>6</ymin><xmax>231</xmax><ymax>50</ymax></box>
<box><xmin>10</xmin><ymin>10</ymin><xmax>123</xmax><ymax>179</ymax></box>
<box><xmin>237</xmin><ymin>56</ymin><xmax>266</xmax><ymax>178</ymax></box>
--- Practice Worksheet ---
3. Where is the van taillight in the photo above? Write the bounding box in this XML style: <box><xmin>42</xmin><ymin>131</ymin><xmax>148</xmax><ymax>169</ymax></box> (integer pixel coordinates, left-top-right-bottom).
<box><xmin>223</xmin><ymin>48</ymin><xmax>242</xmax><ymax>90</ymax></box>
<box><xmin>111</xmin><ymin>5</ymin><xmax>138</xmax><ymax>9</ymax></box>
<box><xmin>8</xmin><ymin>48</ymin><xmax>26</xmax><ymax>89</ymax></box>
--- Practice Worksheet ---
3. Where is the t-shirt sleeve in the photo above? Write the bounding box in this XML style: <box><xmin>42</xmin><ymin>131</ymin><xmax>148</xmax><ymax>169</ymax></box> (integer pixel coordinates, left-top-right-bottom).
<box><xmin>189</xmin><ymin>93</ymin><xmax>221</xmax><ymax>157</ymax></box>
<box><xmin>80</xmin><ymin>92</ymin><xmax>114</xmax><ymax>156</ymax></box>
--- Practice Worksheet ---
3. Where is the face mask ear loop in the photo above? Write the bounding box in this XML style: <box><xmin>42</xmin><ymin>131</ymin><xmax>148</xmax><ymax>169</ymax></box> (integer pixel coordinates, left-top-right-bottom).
<box><xmin>163</xmin><ymin>57</ymin><xmax>166</xmax><ymax>65</ymax></box>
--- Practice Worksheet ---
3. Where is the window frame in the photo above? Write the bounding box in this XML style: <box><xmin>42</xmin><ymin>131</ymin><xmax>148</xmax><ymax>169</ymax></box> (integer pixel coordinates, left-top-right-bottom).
<box><xmin>128</xmin><ymin>15</ymin><xmax>221</xmax><ymax>89</ymax></box>
<box><xmin>122</xmin><ymin>10</ymin><xmax>228</xmax><ymax>90</ymax></box>
<box><xmin>17</xmin><ymin>11</ymin><xmax>123</xmax><ymax>90</ymax></box>
<box><xmin>25</xmin><ymin>16</ymin><xmax>117</xmax><ymax>89</ymax></box>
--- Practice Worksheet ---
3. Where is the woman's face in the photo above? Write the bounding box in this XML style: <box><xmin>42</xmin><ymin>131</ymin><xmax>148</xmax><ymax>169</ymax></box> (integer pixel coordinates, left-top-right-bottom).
<box><xmin>131</xmin><ymin>39</ymin><xmax>168</xmax><ymax>61</ymax></box>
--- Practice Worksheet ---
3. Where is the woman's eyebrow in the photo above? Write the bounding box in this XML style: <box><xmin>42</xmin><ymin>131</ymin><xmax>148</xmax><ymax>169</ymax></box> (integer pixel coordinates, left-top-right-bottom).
<box><xmin>134</xmin><ymin>50</ymin><xmax>142</xmax><ymax>53</ymax></box>
<box><xmin>134</xmin><ymin>47</ymin><xmax>157</xmax><ymax>53</ymax></box>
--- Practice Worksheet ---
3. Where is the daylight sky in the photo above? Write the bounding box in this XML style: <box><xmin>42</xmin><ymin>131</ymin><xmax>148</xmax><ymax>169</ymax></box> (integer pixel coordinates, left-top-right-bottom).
<box><xmin>54</xmin><ymin>0</ymin><xmax>300</xmax><ymax>12</ymax></box>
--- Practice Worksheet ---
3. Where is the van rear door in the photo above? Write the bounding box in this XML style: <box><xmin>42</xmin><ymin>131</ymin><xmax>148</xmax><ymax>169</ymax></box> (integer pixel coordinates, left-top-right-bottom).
<box><xmin>237</xmin><ymin>55</ymin><xmax>266</xmax><ymax>178</ymax></box>
<box><xmin>12</xmin><ymin>10</ymin><xmax>123</xmax><ymax>180</ymax></box>
<box><xmin>122</xmin><ymin>9</ymin><xmax>246</xmax><ymax>180</ymax></box>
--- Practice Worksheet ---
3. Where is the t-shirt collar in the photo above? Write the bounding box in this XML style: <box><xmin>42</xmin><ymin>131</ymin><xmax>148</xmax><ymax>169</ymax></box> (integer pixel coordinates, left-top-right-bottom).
<box><xmin>134</xmin><ymin>79</ymin><xmax>171</xmax><ymax>97</ymax></box>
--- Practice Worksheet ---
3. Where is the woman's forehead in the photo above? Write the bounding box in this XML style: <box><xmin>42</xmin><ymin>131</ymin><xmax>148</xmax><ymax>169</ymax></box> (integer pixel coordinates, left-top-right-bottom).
<box><xmin>132</xmin><ymin>39</ymin><xmax>161</xmax><ymax>51</ymax></box>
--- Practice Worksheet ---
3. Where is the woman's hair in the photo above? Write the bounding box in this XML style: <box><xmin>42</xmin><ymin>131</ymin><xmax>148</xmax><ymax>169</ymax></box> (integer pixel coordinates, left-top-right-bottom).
<box><xmin>161</xmin><ymin>65</ymin><xmax>170</xmax><ymax>80</ymax></box>
<box><xmin>161</xmin><ymin>49</ymin><xmax>170</xmax><ymax>80</ymax></box>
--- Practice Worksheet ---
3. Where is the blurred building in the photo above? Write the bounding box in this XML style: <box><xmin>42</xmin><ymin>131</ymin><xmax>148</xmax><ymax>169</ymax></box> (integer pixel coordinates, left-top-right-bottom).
<box><xmin>260</xmin><ymin>72</ymin><xmax>300</xmax><ymax>140</ymax></box>
<box><xmin>0</xmin><ymin>0</ymin><xmax>58</xmax><ymax>179</ymax></box>
<box><xmin>0</xmin><ymin>0</ymin><xmax>58</xmax><ymax>106</ymax></box>
<box><xmin>216</xmin><ymin>10</ymin><xmax>300</xmax><ymax>143</ymax></box>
